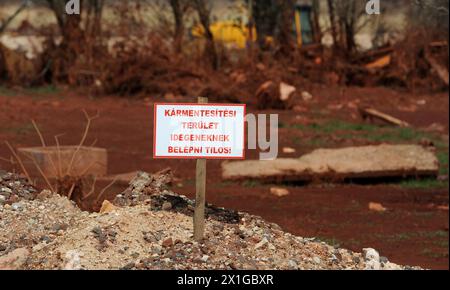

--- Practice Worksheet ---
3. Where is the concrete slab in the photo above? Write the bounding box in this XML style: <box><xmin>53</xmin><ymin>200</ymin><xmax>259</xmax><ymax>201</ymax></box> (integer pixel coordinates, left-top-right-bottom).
<box><xmin>18</xmin><ymin>146</ymin><xmax>107</xmax><ymax>178</ymax></box>
<box><xmin>222</xmin><ymin>145</ymin><xmax>439</xmax><ymax>182</ymax></box>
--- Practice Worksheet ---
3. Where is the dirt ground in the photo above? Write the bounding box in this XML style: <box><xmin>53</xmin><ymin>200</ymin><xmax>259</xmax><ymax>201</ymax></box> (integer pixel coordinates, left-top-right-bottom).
<box><xmin>0</xmin><ymin>85</ymin><xmax>448</xmax><ymax>269</ymax></box>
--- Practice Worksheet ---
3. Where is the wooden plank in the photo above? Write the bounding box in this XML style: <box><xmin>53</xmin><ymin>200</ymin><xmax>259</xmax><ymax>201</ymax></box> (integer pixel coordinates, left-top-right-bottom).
<box><xmin>359</xmin><ymin>107</ymin><xmax>410</xmax><ymax>127</ymax></box>
<box><xmin>193</xmin><ymin>96</ymin><xmax>208</xmax><ymax>241</ymax></box>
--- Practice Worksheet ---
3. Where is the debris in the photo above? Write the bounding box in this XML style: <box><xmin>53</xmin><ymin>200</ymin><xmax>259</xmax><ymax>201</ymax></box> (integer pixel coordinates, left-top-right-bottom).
<box><xmin>282</xmin><ymin>147</ymin><xmax>296</xmax><ymax>154</ymax></box>
<box><xmin>0</xmin><ymin>247</ymin><xmax>30</xmax><ymax>270</ymax></box>
<box><xmin>162</xmin><ymin>201</ymin><xmax>173</xmax><ymax>211</ymax></box>
<box><xmin>301</xmin><ymin>91</ymin><xmax>313</xmax><ymax>102</ymax></box>
<box><xmin>0</xmin><ymin>171</ymin><xmax>424</xmax><ymax>270</ymax></box>
<box><xmin>416</xmin><ymin>99</ymin><xmax>427</xmax><ymax>106</ymax></box>
<box><xmin>99</xmin><ymin>200</ymin><xmax>117</xmax><ymax>214</ymax></box>
<box><xmin>425</xmin><ymin>49</ymin><xmax>449</xmax><ymax>86</ymax></box>
<box><xmin>270</xmin><ymin>187</ymin><xmax>290</xmax><ymax>198</ymax></box>
<box><xmin>222</xmin><ymin>145</ymin><xmax>439</xmax><ymax>182</ymax></box>
<box><xmin>254</xmin><ymin>237</ymin><xmax>269</xmax><ymax>250</ymax></box>
<box><xmin>359</xmin><ymin>107</ymin><xmax>410</xmax><ymax>127</ymax></box>
<box><xmin>279</xmin><ymin>82</ymin><xmax>296</xmax><ymax>101</ymax></box>
<box><xmin>369</xmin><ymin>202</ymin><xmax>387</xmax><ymax>212</ymax></box>
<box><xmin>0</xmin><ymin>171</ymin><xmax>37</xmax><ymax>204</ymax></box>
<box><xmin>162</xmin><ymin>238</ymin><xmax>174</xmax><ymax>248</ymax></box>
<box><xmin>363</xmin><ymin>248</ymin><xmax>381</xmax><ymax>270</ymax></box>
<box><xmin>64</xmin><ymin>250</ymin><xmax>83</xmax><ymax>270</ymax></box>
<box><xmin>365</xmin><ymin>54</ymin><xmax>391</xmax><ymax>70</ymax></box>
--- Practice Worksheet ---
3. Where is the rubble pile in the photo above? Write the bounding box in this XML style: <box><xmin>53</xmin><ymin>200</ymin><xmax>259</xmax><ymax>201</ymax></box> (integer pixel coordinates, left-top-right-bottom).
<box><xmin>0</xmin><ymin>171</ymin><xmax>422</xmax><ymax>270</ymax></box>
<box><xmin>0</xmin><ymin>171</ymin><xmax>37</xmax><ymax>205</ymax></box>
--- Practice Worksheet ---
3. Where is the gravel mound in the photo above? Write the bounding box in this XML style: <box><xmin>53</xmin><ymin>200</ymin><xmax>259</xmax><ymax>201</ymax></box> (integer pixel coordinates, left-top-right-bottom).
<box><xmin>0</xmin><ymin>171</ymin><xmax>422</xmax><ymax>270</ymax></box>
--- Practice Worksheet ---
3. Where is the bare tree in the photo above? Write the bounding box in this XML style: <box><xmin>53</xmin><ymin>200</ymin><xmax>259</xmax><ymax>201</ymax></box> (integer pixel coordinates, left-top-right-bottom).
<box><xmin>311</xmin><ymin>0</ymin><xmax>322</xmax><ymax>44</ymax></box>
<box><xmin>168</xmin><ymin>0</ymin><xmax>190</xmax><ymax>54</ymax></box>
<box><xmin>276</xmin><ymin>0</ymin><xmax>295</xmax><ymax>55</ymax></box>
<box><xmin>192</xmin><ymin>0</ymin><xmax>218</xmax><ymax>70</ymax></box>
<box><xmin>44</xmin><ymin>0</ymin><xmax>105</xmax><ymax>83</ymax></box>
<box><xmin>327</xmin><ymin>0</ymin><xmax>377</xmax><ymax>55</ymax></box>
<box><xmin>251</xmin><ymin>0</ymin><xmax>278</xmax><ymax>50</ymax></box>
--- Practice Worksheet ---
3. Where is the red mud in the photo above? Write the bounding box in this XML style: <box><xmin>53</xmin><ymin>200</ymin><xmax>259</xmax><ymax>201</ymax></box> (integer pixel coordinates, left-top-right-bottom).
<box><xmin>0</xmin><ymin>86</ymin><xmax>448</xmax><ymax>269</ymax></box>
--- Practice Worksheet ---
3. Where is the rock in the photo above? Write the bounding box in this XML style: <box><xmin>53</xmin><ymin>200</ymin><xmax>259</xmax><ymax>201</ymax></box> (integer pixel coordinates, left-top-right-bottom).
<box><xmin>64</xmin><ymin>250</ymin><xmax>83</xmax><ymax>270</ymax></box>
<box><xmin>222</xmin><ymin>145</ymin><xmax>439</xmax><ymax>182</ymax></box>
<box><xmin>382</xmin><ymin>262</ymin><xmax>402</xmax><ymax>270</ymax></box>
<box><xmin>0</xmin><ymin>195</ymin><xmax>6</xmax><ymax>204</ymax></box>
<box><xmin>279</xmin><ymin>82</ymin><xmax>296</xmax><ymax>102</ymax></box>
<box><xmin>282</xmin><ymin>147</ymin><xmax>296</xmax><ymax>154</ymax></box>
<box><xmin>162</xmin><ymin>238</ymin><xmax>174</xmax><ymax>248</ymax></box>
<box><xmin>255</xmin><ymin>238</ymin><xmax>269</xmax><ymax>250</ymax></box>
<box><xmin>1</xmin><ymin>187</ymin><xmax>12</xmax><ymax>194</ymax></box>
<box><xmin>363</xmin><ymin>248</ymin><xmax>381</xmax><ymax>270</ymax></box>
<box><xmin>0</xmin><ymin>248</ymin><xmax>30</xmax><ymax>270</ymax></box>
<box><xmin>288</xmin><ymin>260</ymin><xmax>298</xmax><ymax>269</ymax></box>
<box><xmin>301</xmin><ymin>91</ymin><xmax>313</xmax><ymax>101</ymax></box>
<box><xmin>99</xmin><ymin>200</ymin><xmax>117</xmax><ymax>214</ymax></box>
<box><xmin>369</xmin><ymin>202</ymin><xmax>387</xmax><ymax>212</ymax></box>
<box><xmin>162</xmin><ymin>202</ymin><xmax>172</xmax><ymax>211</ymax></box>
<box><xmin>313</xmin><ymin>256</ymin><xmax>322</xmax><ymax>264</ymax></box>
<box><xmin>270</xmin><ymin>187</ymin><xmax>290</xmax><ymax>198</ymax></box>
<box><xmin>11</xmin><ymin>202</ymin><xmax>23</xmax><ymax>211</ymax></box>
<box><xmin>201</xmin><ymin>255</ymin><xmax>210</xmax><ymax>262</ymax></box>
<box><xmin>36</xmin><ymin>189</ymin><xmax>53</xmax><ymax>200</ymax></box>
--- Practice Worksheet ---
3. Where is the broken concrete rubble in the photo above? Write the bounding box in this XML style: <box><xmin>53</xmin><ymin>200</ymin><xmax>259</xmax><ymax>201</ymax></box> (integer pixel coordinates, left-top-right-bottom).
<box><xmin>222</xmin><ymin>145</ymin><xmax>439</xmax><ymax>182</ymax></box>
<box><xmin>0</xmin><ymin>170</ymin><xmax>424</xmax><ymax>270</ymax></box>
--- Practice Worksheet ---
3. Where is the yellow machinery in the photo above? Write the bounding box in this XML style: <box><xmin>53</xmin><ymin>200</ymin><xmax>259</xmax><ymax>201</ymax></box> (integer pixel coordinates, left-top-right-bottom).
<box><xmin>191</xmin><ymin>5</ymin><xmax>315</xmax><ymax>49</ymax></box>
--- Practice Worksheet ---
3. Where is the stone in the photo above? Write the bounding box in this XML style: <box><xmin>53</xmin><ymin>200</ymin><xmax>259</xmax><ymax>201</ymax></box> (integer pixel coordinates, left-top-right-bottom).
<box><xmin>270</xmin><ymin>187</ymin><xmax>290</xmax><ymax>198</ymax></box>
<box><xmin>64</xmin><ymin>250</ymin><xmax>83</xmax><ymax>270</ymax></box>
<box><xmin>162</xmin><ymin>238</ymin><xmax>174</xmax><ymax>248</ymax></box>
<box><xmin>313</xmin><ymin>256</ymin><xmax>322</xmax><ymax>264</ymax></box>
<box><xmin>369</xmin><ymin>202</ymin><xmax>387</xmax><ymax>212</ymax></box>
<box><xmin>301</xmin><ymin>91</ymin><xmax>313</xmax><ymax>101</ymax></box>
<box><xmin>99</xmin><ymin>200</ymin><xmax>117</xmax><ymax>214</ymax></box>
<box><xmin>0</xmin><ymin>248</ymin><xmax>30</xmax><ymax>270</ymax></box>
<box><xmin>36</xmin><ymin>190</ymin><xmax>53</xmax><ymax>200</ymax></box>
<box><xmin>282</xmin><ymin>147</ymin><xmax>296</xmax><ymax>154</ymax></box>
<box><xmin>162</xmin><ymin>202</ymin><xmax>172</xmax><ymax>211</ymax></box>
<box><xmin>288</xmin><ymin>260</ymin><xmax>298</xmax><ymax>269</ymax></box>
<box><xmin>11</xmin><ymin>202</ymin><xmax>23</xmax><ymax>211</ymax></box>
<box><xmin>279</xmin><ymin>82</ymin><xmax>296</xmax><ymax>102</ymax></box>
<box><xmin>255</xmin><ymin>238</ymin><xmax>269</xmax><ymax>250</ymax></box>
<box><xmin>363</xmin><ymin>248</ymin><xmax>381</xmax><ymax>270</ymax></box>
<box><xmin>1</xmin><ymin>187</ymin><xmax>12</xmax><ymax>194</ymax></box>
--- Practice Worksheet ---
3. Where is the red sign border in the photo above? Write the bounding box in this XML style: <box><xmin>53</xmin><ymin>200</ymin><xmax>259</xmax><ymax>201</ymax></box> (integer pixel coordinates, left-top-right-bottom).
<box><xmin>153</xmin><ymin>103</ymin><xmax>246</xmax><ymax>160</ymax></box>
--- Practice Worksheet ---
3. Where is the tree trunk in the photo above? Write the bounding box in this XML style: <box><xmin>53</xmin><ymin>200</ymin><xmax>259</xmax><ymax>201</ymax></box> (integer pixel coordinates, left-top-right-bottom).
<box><xmin>193</xmin><ymin>0</ymin><xmax>218</xmax><ymax>70</ymax></box>
<box><xmin>311</xmin><ymin>0</ymin><xmax>322</xmax><ymax>44</ymax></box>
<box><xmin>276</xmin><ymin>0</ymin><xmax>295</xmax><ymax>56</ymax></box>
<box><xmin>252</xmin><ymin>0</ymin><xmax>278</xmax><ymax>50</ymax></box>
<box><xmin>169</xmin><ymin>0</ymin><xmax>185</xmax><ymax>54</ymax></box>
<box><xmin>327</xmin><ymin>0</ymin><xmax>338</xmax><ymax>51</ymax></box>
